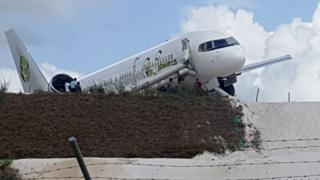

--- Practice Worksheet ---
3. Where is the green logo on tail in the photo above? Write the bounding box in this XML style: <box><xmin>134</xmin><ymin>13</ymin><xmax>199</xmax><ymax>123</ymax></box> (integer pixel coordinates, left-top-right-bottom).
<box><xmin>20</xmin><ymin>56</ymin><xmax>30</xmax><ymax>82</ymax></box>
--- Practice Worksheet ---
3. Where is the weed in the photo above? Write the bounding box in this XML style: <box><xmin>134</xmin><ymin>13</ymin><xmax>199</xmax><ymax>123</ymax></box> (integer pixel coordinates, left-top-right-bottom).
<box><xmin>0</xmin><ymin>79</ymin><xmax>9</xmax><ymax>102</ymax></box>
<box><xmin>87</xmin><ymin>83</ymin><xmax>105</xmax><ymax>94</ymax></box>
<box><xmin>0</xmin><ymin>160</ymin><xmax>12</xmax><ymax>169</ymax></box>
<box><xmin>33</xmin><ymin>90</ymin><xmax>48</xmax><ymax>94</ymax></box>
<box><xmin>0</xmin><ymin>160</ymin><xmax>21</xmax><ymax>180</ymax></box>
<box><xmin>0</xmin><ymin>79</ymin><xmax>9</xmax><ymax>94</ymax></box>
<box><xmin>252</xmin><ymin>128</ymin><xmax>262</xmax><ymax>150</ymax></box>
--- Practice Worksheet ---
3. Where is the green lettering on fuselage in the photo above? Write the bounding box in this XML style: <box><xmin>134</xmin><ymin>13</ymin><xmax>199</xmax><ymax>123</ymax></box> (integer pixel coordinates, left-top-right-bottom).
<box><xmin>142</xmin><ymin>54</ymin><xmax>177</xmax><ymax>77</ymax></box>
<box><xmin>158</xmin><ymin>54</ymin><xmax>176</xmax><ymax>71</ymax></box>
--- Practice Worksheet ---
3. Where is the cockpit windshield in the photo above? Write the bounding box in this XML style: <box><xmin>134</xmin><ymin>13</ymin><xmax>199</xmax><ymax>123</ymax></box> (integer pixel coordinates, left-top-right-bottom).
<box><xmin>198</xmin><ymin>37</ymin><xmax>240</xmax><ymax>52</ymax></box>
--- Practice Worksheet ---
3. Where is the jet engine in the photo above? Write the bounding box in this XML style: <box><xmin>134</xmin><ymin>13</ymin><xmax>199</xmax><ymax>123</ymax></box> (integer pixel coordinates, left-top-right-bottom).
<box><xmin>49</xmin><ymin>74</ymin><xmax>73</xmax><ymax>93</ymax></box>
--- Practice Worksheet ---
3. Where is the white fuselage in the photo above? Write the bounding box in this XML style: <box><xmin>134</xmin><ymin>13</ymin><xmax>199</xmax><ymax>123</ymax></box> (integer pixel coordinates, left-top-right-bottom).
<box><xmin>79</xmin><ymin>30</ymin><xmax>246</xmax><ymax>90</ymax></box>
<box><xmin>6</xmin><ymin>29</ymin><xmax>291</xmax><ymax>94</ymax></box>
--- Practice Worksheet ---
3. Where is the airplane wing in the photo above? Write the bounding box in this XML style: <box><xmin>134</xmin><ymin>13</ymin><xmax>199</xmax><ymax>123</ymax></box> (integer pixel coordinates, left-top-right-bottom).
<box><xmin>129</xmin><ymin>63</ymin><xmax>188</xmax><ymax>91</ymax></box>
<box><xmin>238</xmin><ymin>55</ymin><xmax>292</xmax><ymax>74</ymax></box>
<box><xmin>128</xmin><ymin>38</ymin><xmax>193</xmax><ymax>91</ymax></box>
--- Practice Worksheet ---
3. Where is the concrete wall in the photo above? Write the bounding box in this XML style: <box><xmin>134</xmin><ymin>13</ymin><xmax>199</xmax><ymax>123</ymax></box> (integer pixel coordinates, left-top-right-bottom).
<box><xmin>13</xmin><ymin>102</ymin><xmax>320</xmax><ymax>180</ymax></box>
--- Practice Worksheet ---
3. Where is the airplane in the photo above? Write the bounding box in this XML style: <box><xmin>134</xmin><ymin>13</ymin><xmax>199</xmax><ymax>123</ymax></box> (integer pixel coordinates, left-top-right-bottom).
<box><xmin>5</xmin><ymin>29</ymin><xmax>292</xmax><ymax>96</ymax></box>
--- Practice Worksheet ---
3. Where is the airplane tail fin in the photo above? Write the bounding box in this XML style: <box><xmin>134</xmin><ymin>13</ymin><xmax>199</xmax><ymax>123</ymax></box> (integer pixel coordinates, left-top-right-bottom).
<box><xmin>5</xmin><ymin>29</ymin><xmax>48</xmax><ymax>93</ymax></box>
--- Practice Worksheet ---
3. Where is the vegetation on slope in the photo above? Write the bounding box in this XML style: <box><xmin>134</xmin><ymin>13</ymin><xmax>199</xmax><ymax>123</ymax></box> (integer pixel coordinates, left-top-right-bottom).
<box><xmin>0</xmin><ymin>92</ymin><xmax>245</xmax><ymax>158</ymax></box>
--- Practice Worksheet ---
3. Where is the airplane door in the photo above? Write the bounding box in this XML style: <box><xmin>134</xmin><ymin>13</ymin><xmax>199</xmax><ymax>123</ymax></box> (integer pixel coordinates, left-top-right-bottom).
<box><xmin>181</xmin><ymin>38</ymin><xmax>191</xmax><ymax>62</ymax></box>
<box><xmin>133</xmin><ymin>57</ymin><xmax>144</xmax><ymax>85</ymax></box>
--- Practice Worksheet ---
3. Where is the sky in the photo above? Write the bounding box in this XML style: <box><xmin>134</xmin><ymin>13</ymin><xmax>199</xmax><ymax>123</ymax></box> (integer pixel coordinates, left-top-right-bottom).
<box><xmin>0</xmin><ymin>0</ymin><xmax>320</xmax><ymax>102</ymax></box>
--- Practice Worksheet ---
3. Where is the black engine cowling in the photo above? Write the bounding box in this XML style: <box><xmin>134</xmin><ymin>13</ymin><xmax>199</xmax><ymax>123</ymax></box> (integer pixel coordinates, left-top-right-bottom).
<box><xmin>49</xmin><ymin>74</ymin><xmax>73</xmax><ymax>93</ymax></box>
<box><xmin>220</xmin><ymin>84</ymin><xmax>235</xmax><ymax>96</ymax></box>
<box><xmin>218</xmin><ymin>74</ymin><xmax>237</xmax><ymax>96</ymax></box>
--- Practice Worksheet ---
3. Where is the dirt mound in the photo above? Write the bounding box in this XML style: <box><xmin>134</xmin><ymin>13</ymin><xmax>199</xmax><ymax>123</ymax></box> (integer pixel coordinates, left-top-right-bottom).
<box><xmin>0</xmin><ymin>93</ymin><xmax>243</xmax><ymax>158</ymax></box>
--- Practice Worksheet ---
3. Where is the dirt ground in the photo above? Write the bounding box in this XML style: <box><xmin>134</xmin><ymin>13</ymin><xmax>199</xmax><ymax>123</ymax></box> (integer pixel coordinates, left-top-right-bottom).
<box><xmin>0</xmin><ymin>93</ymin><xmax>244</xmax><ymax>159</ymax></box>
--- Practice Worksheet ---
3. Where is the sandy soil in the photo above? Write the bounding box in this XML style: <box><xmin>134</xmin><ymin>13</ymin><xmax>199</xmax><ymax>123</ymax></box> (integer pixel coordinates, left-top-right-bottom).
<box><xmin>0</xmin><ymin>93</ymin><xmax>243</xmax><ymax>158</ymax></box>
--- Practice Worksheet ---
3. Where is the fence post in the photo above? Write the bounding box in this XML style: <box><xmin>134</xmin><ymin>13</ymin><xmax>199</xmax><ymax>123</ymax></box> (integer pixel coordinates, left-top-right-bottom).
<box><xmin>288</xmin><ymin>92</ymin><xmax>291</xmax><ymax>102</ymax></box>
<box><xmin>68</xmin><ymin>137</ymin><xmax>92</xmax><ymax>180</ymax></box>
<box><xmin>255</xmin><ymin>88</ymin><xmax>260</xmax><ymax>102</ymax></box>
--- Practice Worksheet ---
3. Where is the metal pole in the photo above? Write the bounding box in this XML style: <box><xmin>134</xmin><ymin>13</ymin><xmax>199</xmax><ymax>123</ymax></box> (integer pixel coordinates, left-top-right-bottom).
<box><xmin>288</xmin><ymin>92</ymin><xmax>291</xmax><ymax>102</ymax></box>
<box><xmin>255</xmin><ymin>88</ymin><xmax>260</xmax><ymax>102</ymax></box>
<box><xmin>68</xmin><ymin>137</ymin><xmax>92</xmax><ymax>180</ymax></box>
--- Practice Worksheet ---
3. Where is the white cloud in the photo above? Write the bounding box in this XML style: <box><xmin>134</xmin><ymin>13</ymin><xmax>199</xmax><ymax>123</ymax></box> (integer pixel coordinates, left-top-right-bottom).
<box><xmin>181</xmin><ymin>5</ymin><xmax>270</xmax><ymax>64</ymax></box>
<box><xmin>0</xmin><ymin>68</ymin><xmax>23</xmax><ymax>93</ymax></box>
<box><xmin>181</xmin><ymin>3</ymin><xmax>320</xmax><ymax>102</ymax></box>
<box><xmin>0</xmin><ymin>63</ymin><xmax>81</xmax><ymax>93</ymax></box>
<box><xmin>0</xmin><ymin>0</ymin><xmax>88</xmax><ymax>93</ymax></box>
<box><xmin>41</xmin><ymin>62</ymin><xmax>82</xmax><ymax>81</ymax></box>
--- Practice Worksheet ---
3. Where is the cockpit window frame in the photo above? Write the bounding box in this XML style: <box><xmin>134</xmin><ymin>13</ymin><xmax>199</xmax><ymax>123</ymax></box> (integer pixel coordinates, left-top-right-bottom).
<box><xmin>198</xmin><ymin>37</ymin><xmax>240</xmax><ymax>52</ymax></box>
<box><xmin>198</xmin><ymin>43</ymin><xmax>205</xmax><ymax>52</ymax></box>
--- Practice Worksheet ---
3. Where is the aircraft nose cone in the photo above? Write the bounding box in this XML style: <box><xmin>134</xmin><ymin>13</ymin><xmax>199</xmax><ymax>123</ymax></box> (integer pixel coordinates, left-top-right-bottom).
<box><xmin>220</xmin><ymin>46</ymin><xmax>245</xmax><ymax>75</ymax></box>
<box><xmin>233</xmin><ymin>47</ymin><xmax>246</xmax><ymax>66</ymax></box>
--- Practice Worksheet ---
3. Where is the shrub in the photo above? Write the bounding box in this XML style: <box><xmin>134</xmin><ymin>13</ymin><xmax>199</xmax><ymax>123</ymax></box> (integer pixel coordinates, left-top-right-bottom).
<box><xmin>114</xmin><ymin>83</ymin><xmax>126</xmax><ymax>95</ymax></box>
<box><xmin>252</xmin><ymin>128</ymin><xmax>262</xmax><ymax>150</ymax></box>
<box><xmin>33</xmin><ymin>90</ymin><xmax>48</xmax><ymax>94</ymax></box>
<box><xmin>87</xmin><ymin>83</ymin><xmax>105</xmax><ymax>94</ymax></box>
<box><xmin>0</xmin><ymin>79</ymin><xmax>9</xmax><ymax>94</ymax></box>
<box><xmin>0</xmin><ymin>160</ymin><xmax>21</xmax><ymax>180</ymax></box>
<box><xmin>0</xmin><ymin>160</ymin><xmax>12</xmax><ymax>168</ymax></box>
<box><xmin>0</xmin><ymin>79</ymin><xmax>9</xmax><ymax>102</ymax></box>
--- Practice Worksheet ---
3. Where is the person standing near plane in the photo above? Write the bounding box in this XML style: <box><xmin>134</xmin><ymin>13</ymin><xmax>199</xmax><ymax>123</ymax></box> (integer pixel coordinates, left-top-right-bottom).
<box><xmin>77</xmin><ymin>82</ymin><xmax>82</xmax><ymax>92</ymax></box>
<box><xmin>194</xmin><ymin>78</ymin><xmax>204</xmax><ymax>95</ymax></box>
<box><xmin>69</xmin><ymin>78</ymin><xmax>78</xmax><ymax>92</ymax></box>
<box><xmin>166</xmin><ymin>78</ymin><xmax>176</xmax><ymax>93</ymax></box>
<box><xmin>65</xmin><ymin>82</ymin><xmax>70</xmax><ymax>92</ymax></box>
<box><xmin>194</xmin><ymin>78</ymin><xmax>202</xmax><ymax>89</ymax></box>
<box><xmin>178</xmin><ymin>76</ymin><xmax>184</xmax><ymax>84</ymax></box>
